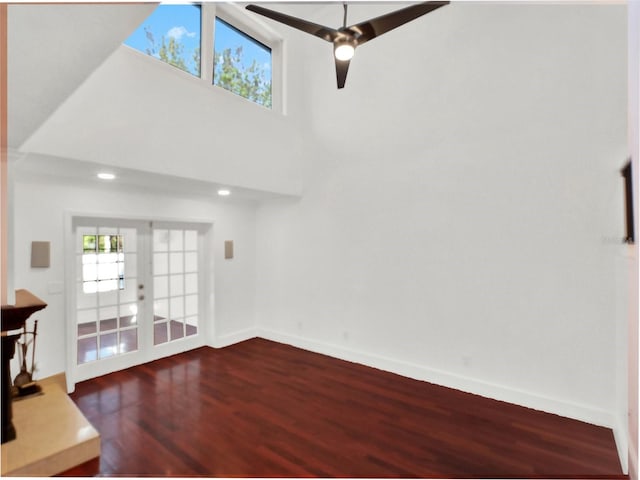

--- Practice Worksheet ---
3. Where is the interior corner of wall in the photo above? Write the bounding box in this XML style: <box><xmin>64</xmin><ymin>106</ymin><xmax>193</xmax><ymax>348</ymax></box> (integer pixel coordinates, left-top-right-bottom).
<box><xmin>210</xmin><ymin>327</ymin><xmax>258</xmax><ymax>349</ymax></box>
<box><xmin>613</xmin><ymin>413</ymin><xmax>630</xmax><ymax>474</ymax></box>
<box><xmin>629</xmin><ymin>439</ymin><xmax>638</xmax><ymax>480</ymax></box>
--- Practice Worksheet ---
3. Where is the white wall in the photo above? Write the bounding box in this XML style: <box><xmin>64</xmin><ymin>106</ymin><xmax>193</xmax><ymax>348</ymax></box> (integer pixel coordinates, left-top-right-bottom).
<box><xmin>5</xmin><ymin>1</ymin><xmax>633</xmax><ymax>471</ymax></box>
<box><xmin>255</xmin><ymin>2</ymin><xmax>628</xmax><ymax>431</ymax></box>
<box><xmin>11</xmin><ymin>166</ymin><xmax>257</xmax><ymax>381</ymax></box>
<box><xmin>7</xmin><ymin>3</ymin><xmax>156</xmax><ymax>146</ymax></box>
<box><xmin>627</xmin><ymin>2</ymin><xmax>640</xmax><ymax>477</ymax></box>
<box><xmin>20</xmin><ymin>27</ymin><xmax>307</xmax><ymax>196</ymax></box>
<box><xmin>7</xmin><ymin>2</ymin><xmax>310</xmax><ymax>383</ymax></box>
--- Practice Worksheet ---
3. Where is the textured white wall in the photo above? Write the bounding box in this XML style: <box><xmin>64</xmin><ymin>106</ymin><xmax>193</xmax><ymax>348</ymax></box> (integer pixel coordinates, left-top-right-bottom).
<box><xmin>255</xmin><ymin>2</ymin><xmax>628</xmax><ymax>430</ymax></box>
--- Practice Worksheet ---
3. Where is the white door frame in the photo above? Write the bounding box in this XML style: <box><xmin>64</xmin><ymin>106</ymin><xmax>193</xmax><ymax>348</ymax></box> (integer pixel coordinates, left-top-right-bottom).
<box><xmin>71</xmin><ymin>216</ymin><xmax>150</xmax><ymax>383</ymax></box>
<box><xmin>146</xmin><ymin>220</ymin><xmax>210</xmax><ymax>361</ymax></box>
<box><xmin>64</xmin><ymin>212</ymin><xmax>214</xmax><ymax>392</ymax></box>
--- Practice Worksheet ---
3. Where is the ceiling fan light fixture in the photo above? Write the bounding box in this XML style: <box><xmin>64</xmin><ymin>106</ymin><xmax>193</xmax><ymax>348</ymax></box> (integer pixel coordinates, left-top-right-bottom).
<box><xmin>246</xmin><ymin>1</ymin><xmax>449</xmax><ymax>88</ymax></box>
<box><xmin>334</xmin><ymin>42</ymin><xmax>355</xmax><ymax>61</ymax></box>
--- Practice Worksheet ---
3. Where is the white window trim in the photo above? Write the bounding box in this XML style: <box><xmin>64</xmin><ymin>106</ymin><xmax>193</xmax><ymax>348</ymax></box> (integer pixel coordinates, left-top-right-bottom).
<box><xmin>208</xmin><ymin>3</ymin><xmax>285</xmax><ymax>114</ymax></box>
<box><xmin>122</xmin><ymin>3</ymin><xmax>286</xmax><ymax>114</ymax></box>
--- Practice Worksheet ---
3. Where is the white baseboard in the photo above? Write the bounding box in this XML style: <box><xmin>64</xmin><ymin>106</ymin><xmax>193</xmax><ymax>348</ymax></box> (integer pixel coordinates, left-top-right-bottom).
<box><xmin>205</xmin><ymin>326</ymin><xmax>628</xmax><ymax>470</ymax></box>
<box><xmin>256</xmin><ymin>327</ymin><xmax>616</xmax><ymax>429</ymax></box>
<box><xmin>613</xmin><ymin>413</ymin><xmax>629</xmax><ymax>474</ymax></box>
<box><xmin>210</xmin><ymin>327</ymin><xmax>258</xmax><ymax>348</ymax></box>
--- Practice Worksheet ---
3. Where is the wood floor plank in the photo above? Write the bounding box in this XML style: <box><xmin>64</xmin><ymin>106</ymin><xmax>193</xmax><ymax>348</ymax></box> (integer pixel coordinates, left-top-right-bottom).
<box><xmin>68</xmin><ymin>338</ymin><xmax>626</xmax><ymax>478</ymax></box>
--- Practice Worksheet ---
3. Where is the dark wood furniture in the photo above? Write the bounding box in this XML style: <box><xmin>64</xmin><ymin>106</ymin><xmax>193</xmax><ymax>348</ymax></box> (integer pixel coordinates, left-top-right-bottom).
<box><xmin>1</xmin><ymin>289</ymin><xmax>46</xmax><ymax>444</ymax></box>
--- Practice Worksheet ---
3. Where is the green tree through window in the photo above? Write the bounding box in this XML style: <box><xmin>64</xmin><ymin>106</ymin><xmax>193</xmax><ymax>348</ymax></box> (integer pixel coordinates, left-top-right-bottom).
<box><xmin>82</xmin><ymin>235</ymin><xmax>125</xmax><ymax>293</ymax></box>
<box><xmin>213</xmin><ymin>18</ymin><xmax>272</xmax><ymax>108</ymax></box>
<box><xmin>145</xmin><ymin>26</ymin><xmax>201</xmax><ymax>76</ymax></box>
<box><xmin>124</xmin><ymin>5</ymin><xmax>274</xmax><ymax>109</ymax></box>
<box><xmin>125</xmin><ymin>5</ymin><xmax>201</xmax><ymax>77</ymax></box>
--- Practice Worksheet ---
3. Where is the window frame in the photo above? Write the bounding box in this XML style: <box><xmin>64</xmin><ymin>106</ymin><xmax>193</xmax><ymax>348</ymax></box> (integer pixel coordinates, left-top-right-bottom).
<box><xmin>123</xmin><ymin>3</ymin><xmax>203</xmax><ymax>79</ymax></box>
<box><xmin>206</xmin><ymin>3</ymin><xmax>284</xmax><ymax>112</ymax></box>
<box><xmin>123</xmin><ymin>3</ymin><xmax>285</xmax><ymax>113</ymax></box>
<box><xmin>212</xmin><ymin>16</ymin><xmax>272</xmax><ymax>108</ymax></box>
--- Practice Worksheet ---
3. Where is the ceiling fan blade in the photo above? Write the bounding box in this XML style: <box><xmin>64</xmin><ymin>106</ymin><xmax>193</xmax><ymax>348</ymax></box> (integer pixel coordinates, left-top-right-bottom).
<box><xmin>246</xmin><ymin>4</ymin><xmax>340</xmax><ymax>43</ymax></box>
<box><xmin>335</xmin><ymin>58</ymin><xmax>351</xmax><ymax>89</ymax></box>
<box><xmin>347</xmin><ymin>1</ymin><xmax>449</xmax><ymax>45</ymax></box>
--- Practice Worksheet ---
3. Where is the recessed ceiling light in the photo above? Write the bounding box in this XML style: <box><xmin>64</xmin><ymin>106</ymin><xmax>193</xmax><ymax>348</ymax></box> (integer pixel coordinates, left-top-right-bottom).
<box><xmin>97</xmin><ymin>172</ymin><xmax>116</xmax><ymax>180</ymax></box>
<box><xmin>217</xmin><ymin>189</ymin><xmax>231</xmax><ymax>196</ymax></box>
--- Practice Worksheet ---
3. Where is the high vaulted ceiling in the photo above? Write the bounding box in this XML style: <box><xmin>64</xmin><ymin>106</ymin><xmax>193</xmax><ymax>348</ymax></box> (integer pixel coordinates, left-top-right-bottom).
<box><xmin>7</xmin><ymin>2</ymin><xmax>629</xmax><ymax>200</ymax></box>
<box><xmin>6</xmin><ymin>2</ymin><xmax>416</xmax><ymax>151</ymax></box>
<box><xmin>8</xmin><ymin>3</ymin><xmax>157</xmax><ymax>148</ymax></box>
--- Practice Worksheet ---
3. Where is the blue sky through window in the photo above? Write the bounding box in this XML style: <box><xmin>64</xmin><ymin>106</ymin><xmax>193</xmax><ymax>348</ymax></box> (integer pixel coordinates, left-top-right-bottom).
<box><xmin>124</xmin><ymin>4</ymin><xmax>201</xmax><ymax>76</ymax></box>
<box><xmin>123</xmin><ymin>5</ymin><xmax>273</xmax><ymax>107</ymax></box>
<box><xmin>214</xmin><ymin>17</ymin><xmax>271</xmax><ymax>78</ymax></box>
<box><xmin>213</xmin><ymin>17</ymin><xmax>272</xmax><ymax>107</ymax></box>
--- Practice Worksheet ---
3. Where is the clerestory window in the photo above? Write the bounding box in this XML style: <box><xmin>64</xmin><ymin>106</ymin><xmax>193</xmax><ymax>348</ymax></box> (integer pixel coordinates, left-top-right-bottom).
<box><xmin>124</xmin><ymin>4</ymin><xmax>202</xmax><ymax>78</ymax></box>
<box><xmin>123</xmin><ymin>3</ymin><xmax>282</xmax><ymax>111</ymax></box>
<box><xmin>213</xmin><ymin>17</ymin><xmax>272</xmax><ymax>108</ymax></box>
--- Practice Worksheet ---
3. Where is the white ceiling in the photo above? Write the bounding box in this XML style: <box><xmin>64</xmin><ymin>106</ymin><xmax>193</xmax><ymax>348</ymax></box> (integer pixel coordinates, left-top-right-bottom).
<box><xmin>11</xmin><ymin>152</ymin><xmax>295</xmax><ymax>203</ymax></box>
<box><xmin>7</xmin><ymin>1</ymin><xmax>416</xmax><ymax>150</ymax></box>
<box><xmin>6</xmin><ymin>2</ymin><xmax>364</xmax><ymax>198</ymax></box>
<box><xmin>7</xmin><ymin>2</ymin><xmax>297</xmax><ymax>201</ymax></box>
<box><xmin>8</xmin><ymin>3</ymin><xmax>157</xmax><ymax>147</ymax></box>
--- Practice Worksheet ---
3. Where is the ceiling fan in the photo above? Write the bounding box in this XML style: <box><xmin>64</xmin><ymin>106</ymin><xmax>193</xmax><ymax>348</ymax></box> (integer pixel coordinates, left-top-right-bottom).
<box><xmin>246</xmin><ymin>1</ymin><xmax>449</xmax><ymax>89</ymax></box>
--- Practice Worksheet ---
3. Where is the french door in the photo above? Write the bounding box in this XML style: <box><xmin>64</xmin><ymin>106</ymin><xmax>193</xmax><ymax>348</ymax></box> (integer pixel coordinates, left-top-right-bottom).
<box><xmin>71</xmin><ymin>217</ymin><xmax>207</xmax><ymax>383</ymax></box>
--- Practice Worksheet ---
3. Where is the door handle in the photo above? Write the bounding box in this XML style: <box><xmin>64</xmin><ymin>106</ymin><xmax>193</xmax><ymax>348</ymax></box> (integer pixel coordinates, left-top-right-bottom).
<box><xmin>138</xmin><ymin>295</ymin><xmax>145</xmax><ymax>301</ymax></box>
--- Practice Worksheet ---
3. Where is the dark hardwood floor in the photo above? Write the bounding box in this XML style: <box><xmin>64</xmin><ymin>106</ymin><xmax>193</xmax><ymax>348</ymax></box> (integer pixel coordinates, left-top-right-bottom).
<box><xmin>68</xmin><ymin>338</ymin><xmax>626</xmax><ymax>478</ymax></box>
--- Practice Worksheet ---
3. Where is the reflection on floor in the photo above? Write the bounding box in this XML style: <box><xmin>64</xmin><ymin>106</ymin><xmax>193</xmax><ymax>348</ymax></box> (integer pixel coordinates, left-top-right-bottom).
<box><xmin>77</xmin><ymin>316</ymin><xmax>197</xmax><ymax>364</ymax></box>
<box><xmin>68</xmin><ymin>339</ymin><xmax>626</xmax><ymax>477</ymax></box>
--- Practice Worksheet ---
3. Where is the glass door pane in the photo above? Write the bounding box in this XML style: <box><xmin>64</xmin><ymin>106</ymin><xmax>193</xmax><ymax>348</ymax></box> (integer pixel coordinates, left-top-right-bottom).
<box><xmin>72</xmin><ymin>218</ymin><xmax>206</xmax><ymax>383</ymax></box>
<box><xmin>76</xmin><ymin>224</ymin><xmax>140</xmax><ymax>365</ymax></box>
<box><xmin>152</xmin><ymin>228</ymin><xmax>199</xmax><ymax>346</ymax></box>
